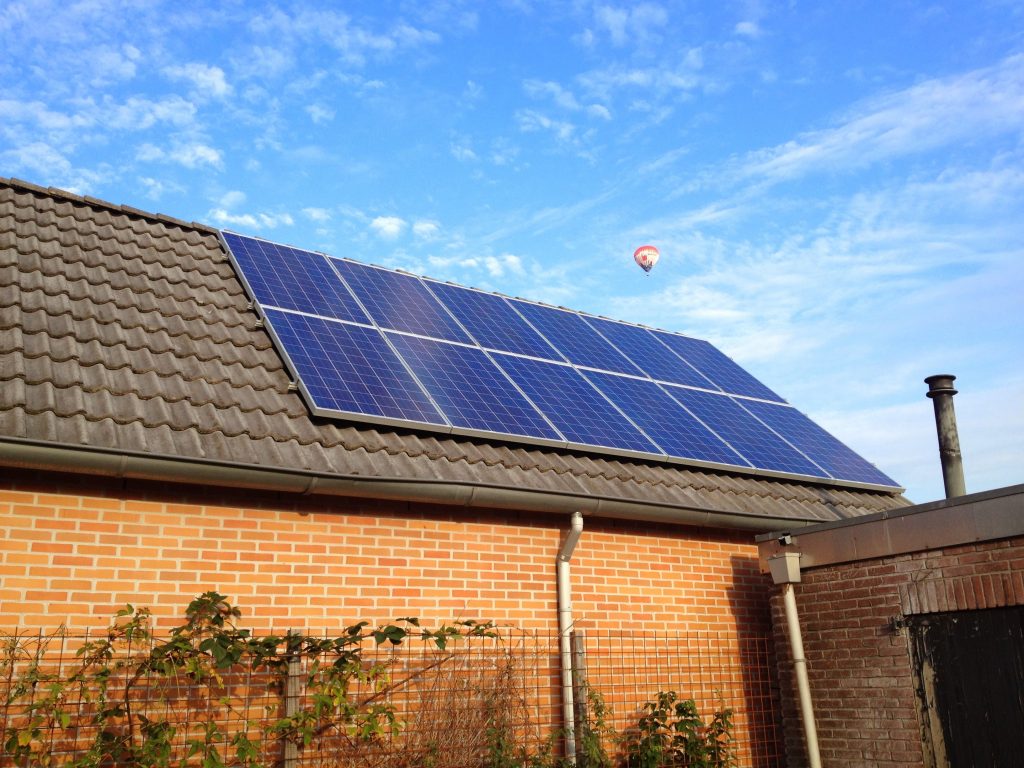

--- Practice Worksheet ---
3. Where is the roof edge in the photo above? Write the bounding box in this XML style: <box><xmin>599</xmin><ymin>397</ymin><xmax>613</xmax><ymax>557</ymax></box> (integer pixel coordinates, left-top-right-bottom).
<box><xmin>1</xmin><ymin>176</ymin><xmax>218</xmax><ymax>235</ymax></box>
<box><xmin>756</xmin><ymin>483</ymin><xmax>1024</xmax><ymax>571</ymax></box>
<box><xmin>0</xmin><ymin>437</ymin><xmax>825</xmax><ymax>533</ymax></box>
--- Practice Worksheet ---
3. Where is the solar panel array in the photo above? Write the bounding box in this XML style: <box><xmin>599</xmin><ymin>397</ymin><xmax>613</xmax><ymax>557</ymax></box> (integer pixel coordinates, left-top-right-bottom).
<box><xmin>222</xmin><ymin>232</ymin><xmax>900</xmax><ymax>490</ymax></box>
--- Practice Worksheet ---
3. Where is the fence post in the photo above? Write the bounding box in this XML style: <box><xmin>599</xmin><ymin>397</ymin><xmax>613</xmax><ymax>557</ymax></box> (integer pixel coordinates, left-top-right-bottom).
<box><xmin>570</xmin><ymin>630</ymin><xmax>588</xmax><ymax>766</ymax></box>
<box><xmin>283</xmin><ymin>650</ymin><xmax>302</xmax><ymax>768</ymax></box>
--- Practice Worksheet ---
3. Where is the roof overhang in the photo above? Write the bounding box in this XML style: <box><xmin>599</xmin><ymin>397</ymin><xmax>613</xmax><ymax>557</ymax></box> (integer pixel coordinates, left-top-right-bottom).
<box><xmin>2</xmin><ymin>436</ymin><xmax>831</xmax><ymax>534</ymax></box>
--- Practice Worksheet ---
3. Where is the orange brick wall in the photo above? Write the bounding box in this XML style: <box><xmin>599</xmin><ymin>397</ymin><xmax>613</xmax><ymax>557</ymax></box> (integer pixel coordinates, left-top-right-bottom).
<box><xmin>0</xmin><ymin>470</ymin><xmax>773</xmax><ymax>635</ymax></box>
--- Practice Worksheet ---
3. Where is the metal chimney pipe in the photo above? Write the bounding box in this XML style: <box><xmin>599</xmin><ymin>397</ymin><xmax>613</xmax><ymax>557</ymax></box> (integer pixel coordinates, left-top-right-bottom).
<box><xmin>925</xmin><ymin>374</ymin><xmax>967</xmax><ymax>499</ymax></box>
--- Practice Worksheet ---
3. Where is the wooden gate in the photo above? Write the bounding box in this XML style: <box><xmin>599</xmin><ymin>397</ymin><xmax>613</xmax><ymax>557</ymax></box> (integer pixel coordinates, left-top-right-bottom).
<box><xmin>909</xmin><ymin>606</ymin><xmax>1024</xmax><ymax>768</ymax></box>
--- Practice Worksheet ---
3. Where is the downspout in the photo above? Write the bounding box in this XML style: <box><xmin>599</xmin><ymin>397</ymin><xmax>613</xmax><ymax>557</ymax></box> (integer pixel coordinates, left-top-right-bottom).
<box><xmin>557</xmin><ymin>511</ymin><xmax>584</xmax><ymax>765</ymax></box>
<box><xmin>768</xmin><ymin>552</ymin><xmax>822</xmax><ymax>768</ymax></box>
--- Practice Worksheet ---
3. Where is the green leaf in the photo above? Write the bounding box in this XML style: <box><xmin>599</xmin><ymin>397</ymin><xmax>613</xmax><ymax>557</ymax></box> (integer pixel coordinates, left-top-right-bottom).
<box><xmin>346</xmin><ymin>621</ymin><xmax>369</xmax><ymax>636</ymax></box>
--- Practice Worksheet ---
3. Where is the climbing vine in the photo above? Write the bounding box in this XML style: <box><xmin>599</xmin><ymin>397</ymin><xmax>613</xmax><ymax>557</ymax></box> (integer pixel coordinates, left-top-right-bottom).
<box><xmin>0</xmin><ymin>592</ymin><xmax>495</xmax><ymax>767</ymax></box>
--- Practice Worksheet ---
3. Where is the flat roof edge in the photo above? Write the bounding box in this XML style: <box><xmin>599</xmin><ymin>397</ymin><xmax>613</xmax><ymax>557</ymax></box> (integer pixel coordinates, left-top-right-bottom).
<box><xmin>757</xmin><ymin>483</ymin><xmax>1024</xmax><ymax>571</ymax></box>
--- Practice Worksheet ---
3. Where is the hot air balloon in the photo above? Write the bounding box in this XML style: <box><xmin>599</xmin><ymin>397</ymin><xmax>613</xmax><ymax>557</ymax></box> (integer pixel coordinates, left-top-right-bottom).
<box><xmin>633</xmin><ymin>244</ymin><xmax>660</xmax><ymax>274</ymax></box>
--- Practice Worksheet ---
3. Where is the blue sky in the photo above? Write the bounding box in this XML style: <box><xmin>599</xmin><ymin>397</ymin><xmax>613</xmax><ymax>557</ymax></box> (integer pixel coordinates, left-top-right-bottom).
<box><xmin>2</xmin><ymin>1</ymin><xmax>1022</xmax><ymax>503</ymax></box>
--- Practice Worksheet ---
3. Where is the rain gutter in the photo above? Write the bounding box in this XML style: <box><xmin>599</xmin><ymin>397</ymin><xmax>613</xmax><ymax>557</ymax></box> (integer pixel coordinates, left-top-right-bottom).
<box><xmin>1</xmin><ymin>437</ymin><xmax>829</xmax><ymax>532</ymax></box>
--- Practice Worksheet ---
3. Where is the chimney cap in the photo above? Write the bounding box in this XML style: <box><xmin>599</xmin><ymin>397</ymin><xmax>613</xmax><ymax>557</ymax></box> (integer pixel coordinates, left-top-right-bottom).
<box><xmin>925</xmin><ymin>374</ymin><xmax>958</xmax><ymax>398</ymax></box>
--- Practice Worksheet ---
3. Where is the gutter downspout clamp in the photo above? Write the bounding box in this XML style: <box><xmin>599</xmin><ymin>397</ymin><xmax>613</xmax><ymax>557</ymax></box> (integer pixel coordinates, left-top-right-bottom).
<box><xmin>768</xmin><ymin>551</ymin><xmax>822</xmax><ymax>768</ymax></box>
<box><xmin>557</xmin><ymin>511</ymin><xmax>584</xmax><ymax>765</ymax></box>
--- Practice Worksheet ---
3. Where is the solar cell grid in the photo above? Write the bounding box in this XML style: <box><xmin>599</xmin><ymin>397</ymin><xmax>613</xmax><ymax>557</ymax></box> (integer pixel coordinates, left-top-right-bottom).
<box><xmin>494</xmin><ymin>355</ymin><xmax>659</xmax><ymax>454</ymax></box>
<box><xmin>665</xmin><ymin>387</ymin><xmax>826</xmax><ymax>478</ymax></box>
<box><xmin>222</xmin><ymin>232</ymin><xmax>901</xmax><ymax>489</ymax></box>
<box><xmin>585</xmin><ymin>371</ymin><xmax>746</xmax><ymax>466</ymax></box>
<box><xmin>223</xmin><ymin>233</ymin><xmax>368</xmax><ymax>324</ymax></box>
<box><xmin>510</xmin><ymin>300</ymin><xmax>644</xmax><ymax>375</ymax></box>
<box><xmin>584</xmin><ymin>316</ymin><xmax>719</xmax><ymax>390</ymax></box>
<box><xmin>333</xmin><ymin>258</ymin><xmax>472</xmax><ymax>343</ymax></box>
<box><xmin>428</xmin><ymin>282</ymin><xmax>560</xmax><ymax>359</ymax></box>
<box><xmin>264</xmin><ymin>310</ymin><xmax>446</xmax><ymax>426</ymax></box>
<box><xmin>652</xmin><ymin>331</ymin><xmax>785</xmax><ymax>403</ymax></box>
<box><xmin>739</xmin><ymin>399</ymin><xmax>899</xmax><ymax>487</ymax></box>
<box><xmin>386</xmin><ymin>333</ymin><xmax>562</xmax><ymax>440</ymax></box>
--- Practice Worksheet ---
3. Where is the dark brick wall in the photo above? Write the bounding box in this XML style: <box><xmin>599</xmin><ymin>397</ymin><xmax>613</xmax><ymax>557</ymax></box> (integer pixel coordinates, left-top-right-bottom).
<box><xmin>770</xmin><ymin>535</ymin><xmax>1024</xmax><ymax>767</ymax></box>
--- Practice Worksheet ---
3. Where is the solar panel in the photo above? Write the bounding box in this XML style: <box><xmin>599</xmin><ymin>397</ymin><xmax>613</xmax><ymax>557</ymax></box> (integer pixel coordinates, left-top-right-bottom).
<box><xmin>333</xmin><ymin>258</ymin><xmax>472</xmax><ymax>344</ymax></box>
<box><xmin>385</xmin><ymin>333</ymin><xmax>563</xmax><ymax>441</ymax></box>
<box><xmin>584</xmin><ymin>316</ymin><xmax>718</xmax><ymax>390</ymax></box>
<box><xmin>651</xmin><ymin>331</ymin><xmax>785</xmax><ymax>403</ymax></box>
<box><xmin>221</xmin><ymin>232</ymin><xmax>901</xmax><ymax>490</ymax></box>
<box><xmin>428</xmin><ymin>281</ymin><xmax>559</xmax><ymax>359</ymax></box>
<box><xmin>263</xmin><ymin>309</ymin><xmax>446</xmax><ymax>426</ymax></box>
<box><xmin>223</xmin><ymin>232</ymin><xmax>368</xmax><ymax>324</ymax></box>
<box><xmin>665</xmin><ymin>387</ymin><xmax>825</xmax><ymax>477</ymax></box>
<box><xmin>584</xmin><ymin>371</ymin><xmax>748</xmax><ymax>466</ymax></box>
<box><xmin>739</xmin><ymin>399</ymin><xmax>898</xmax><ymax>487</ymax></box>
<box><xmin>493</xmin><ymin>354</ymin><xmax>660</xmax><ymax>454</ymax></box>
<box><xmin>510</xmin><ymin>299</ymin><xmax>645</xmax><ymax>375</ymax></box>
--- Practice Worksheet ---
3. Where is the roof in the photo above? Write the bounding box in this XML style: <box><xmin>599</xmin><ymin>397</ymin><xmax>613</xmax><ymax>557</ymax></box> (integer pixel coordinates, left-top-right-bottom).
<box><xmin>0</xmin><ymin>177</ymin><xmax>911</xmax><ymax>528</ymax></box>
<box><xmin>756</xmin><ymin>483</ymin><xmax>1024</xmax><ymax>570</ymax></box>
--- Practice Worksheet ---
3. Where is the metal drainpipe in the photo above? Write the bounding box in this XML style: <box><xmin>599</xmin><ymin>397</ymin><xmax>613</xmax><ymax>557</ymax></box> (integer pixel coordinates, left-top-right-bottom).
<box><xmin>557</xmin><ymin>511</ymin><xmax>584</xmax><ymax>765</ymax></box>
<box><xmin>925</xmin><ymin>374</ymin><xmax>967</xmax><ymax>499</ymax></box>
<box><xmin>768</xmin><ymin>552</ymin><xmax>822</xmax><ymax>768</ymax></box>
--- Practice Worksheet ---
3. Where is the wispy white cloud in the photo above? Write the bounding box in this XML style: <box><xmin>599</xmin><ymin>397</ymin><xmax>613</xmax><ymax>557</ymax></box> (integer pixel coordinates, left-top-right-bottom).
<box><xmin>217</xmin><ymin>190</ymin><xmax>246</xmax><ymax>209</ymax></box>
<box><xmin>413</xmin><ymin>220</ymin><xmax>441</xmax><ymax>239</ymax></box>
<box><xmin>137</xmin><ymin>141</ymin><xmax>224</xmax><ymax>170</ymax></box>
<box><xmin>306</xmin><ymin>104</ymin><xmax>334</xmax><ymax>123</ymax></box>
<box><xmin>1</xmin><ymin>140</ymin><xmax>74</xmax><ymax>178</ymax></box>
<box><xmin>523</xmin><ymin>79</ymin><xmax>612</xmax><ymax>120</ymax></box>
<box><xmin>370</xmin><ymin>215</ymin><xmax>407</xmax><ymax>239</ymax></box>
<box><xmin>483</xmin><ymin>254</ymin><xmax>525</xmax><ymax>278</ymax></box>
<box><xmin>425</xmin><ymin>251</ymin><xmax>526</xmax><ymax>280</ymax></box>
<box><xmin>462</xmin><ymin>80</ymin><xmax>483</xmax><ymax>102</ymax></box>
<box><xmin>0</xmin><ymin>140</ymin><xmax>107</xmax><ymax>193</ymax></box>
<box><xmin>103</xmin><ymin>96</ymin><xmax>198</xmax><ymax>130</ymax></box>
<box><xmin>731</xmin><ymin>54</ymin><xmax>1024</xmax><ymax>185</ymax></box>
<box><xmin>524</xmin><ymin>80</ymin><xmax>582</xmax><ymax>111</ymax></box>
<box><xmin>337</xmin><ymin>204</ymin><xmax>371</xmax><ymax>224</ymax></box>
<box><xmin>577</xmin><ymin>47</ymin><xmax>704</xmax><ymax>102</ymax></box>
<box><xmin>138</xmin><ymin>176</ymin><xmax>184</xmax><ymax>200</ymax></box>
<box><xmin>0</xmin><ymin>95</ymin><xmax>196</xmax><ymax>143</ymax></box>
<box><xmin>0</xmin><ymin>99</ymin><xmax>92</xmax><ymax>133</ymax></box>
<box><xmin>87</xmin><ymin>44</ymin><xmax>142</xmax><ymax>86</ymax></box>
<box><xmin>516</xmin><ymin>109</ymin><xmax>577</xmax><ymax>143</ymax></box>
<box><xmin>490</xmin><ymin>138</ymin><xmax>520</xmax><ymax>167</ymax></box>
<box><xmin>734</xmin><ymin>21</ymin><xmax>761</xmax><ymax>38</ymax></box>
<box><xmin>392</xmin><ymin>22</ymin><xmax>441</xmax><ymax>47</ymax></box>
<box><xmin>163</xmin><ymin>62</ymin><xmax>232</xmax><ymax>99</ymax></box>
<box><xmin>303</xmin><ymin>207</ymin><xmax>332</xmax><ymax>222</ymax></box>
<box><xmin>247</xmin><ymin>8</ymin><xmax>441</xmax><ymax>68</ymax></box>
<box><xmin>450</xmin><ymin>140</ymin><xmax>478</xmax><ymax>162</ymax></box>
<box><xmin>208</xmin><ymin>208</ymin><xmax>295</xmax><ymax>230</ymax></box>
<box><xmin>589</xmin><ymin>3</ymin><xmax>669</xmax><ymax>47</ymax></box>
<box><xmin>231</xmin><ymin>45</ymin><xmax>294</xmax><ymax>80</ymax></box>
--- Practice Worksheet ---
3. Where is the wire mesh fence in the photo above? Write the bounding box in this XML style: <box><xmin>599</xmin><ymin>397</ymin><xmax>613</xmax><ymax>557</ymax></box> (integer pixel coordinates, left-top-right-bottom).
<box><xmin>0</xmin><ymin>626</ymin><xmax>783</xmax><ymax>767</ymax></box>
